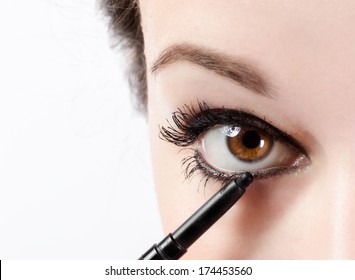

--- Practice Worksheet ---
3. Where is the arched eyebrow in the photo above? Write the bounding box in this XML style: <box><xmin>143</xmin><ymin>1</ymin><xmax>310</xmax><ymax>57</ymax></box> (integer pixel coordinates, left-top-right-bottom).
<box><xmin>151</xmin><ymin>43</ymin><xmax>273</xmax><ymax>97</ymax></box>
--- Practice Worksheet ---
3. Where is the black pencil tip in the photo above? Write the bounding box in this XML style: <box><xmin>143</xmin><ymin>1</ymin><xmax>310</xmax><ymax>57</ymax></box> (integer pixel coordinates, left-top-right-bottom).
<box><xmin>235</xmin><ymin>172</ymin><xmax>254</xmax><ymax>189</ymax></box>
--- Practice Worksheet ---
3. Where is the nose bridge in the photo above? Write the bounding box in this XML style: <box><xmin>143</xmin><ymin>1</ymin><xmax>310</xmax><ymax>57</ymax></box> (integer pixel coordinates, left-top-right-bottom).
<box><xmin>321</xmin><ymin>145</ymin><xmax>355</xmax><ymax>258</ymax></box>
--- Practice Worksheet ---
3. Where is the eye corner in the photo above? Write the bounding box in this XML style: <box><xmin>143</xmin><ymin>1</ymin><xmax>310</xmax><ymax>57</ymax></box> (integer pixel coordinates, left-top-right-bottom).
<box><xmin>291</xmin><ymin>153</ymin><xmax>311</xmax><ymax>168</ymax></box>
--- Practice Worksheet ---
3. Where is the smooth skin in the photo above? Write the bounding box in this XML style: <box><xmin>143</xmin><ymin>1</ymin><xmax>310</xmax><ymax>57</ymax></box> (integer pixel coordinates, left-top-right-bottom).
<box><xmin>140</xmin><ymin>0</ymin><xmax>355</xmax><ymax>259</ymax></box>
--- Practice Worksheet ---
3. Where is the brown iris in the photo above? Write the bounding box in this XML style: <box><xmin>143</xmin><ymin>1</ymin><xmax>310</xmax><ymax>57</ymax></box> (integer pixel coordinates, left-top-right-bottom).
<box><xmin>227</xmin><ymin>128</ymin><xmax>273</xmax><ymax>162</ymax></box>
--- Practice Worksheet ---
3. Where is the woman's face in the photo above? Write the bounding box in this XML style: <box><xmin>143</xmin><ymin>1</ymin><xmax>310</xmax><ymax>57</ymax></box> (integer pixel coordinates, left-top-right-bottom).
<box><xmin>140</xmin><ymin>0</ymin><xmax>355</xmax><ymax>259</ymax></box>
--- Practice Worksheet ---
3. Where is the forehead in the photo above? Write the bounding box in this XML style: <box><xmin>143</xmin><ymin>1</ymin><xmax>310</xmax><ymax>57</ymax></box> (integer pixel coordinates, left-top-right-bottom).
<box><xmin>140</xmin><ymin>1</ymin><xmax>355</xmax><ymax>139</ymax></box>
<box><xmin>140</xmin><ymin>0</ymin><xmax>355</xmax><ymax>61</ymax></box>
<box><xmin>140</xmin><ymin>1</ymin><xmax>355</xmax><ymax>94</ymax></box>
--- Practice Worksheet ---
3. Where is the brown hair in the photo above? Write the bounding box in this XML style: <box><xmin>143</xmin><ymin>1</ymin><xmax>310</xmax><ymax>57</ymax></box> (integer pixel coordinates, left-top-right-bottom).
<box><xmin>100</xmin><ymin>0</ymin><xmax>147</xmax><ymax>113</ymax></box>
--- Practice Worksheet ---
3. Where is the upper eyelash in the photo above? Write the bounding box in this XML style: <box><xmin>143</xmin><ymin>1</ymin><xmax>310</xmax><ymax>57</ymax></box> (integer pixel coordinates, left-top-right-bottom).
<box><xmin>159</xmin><ymin>100</ymin><xmax>307</xmax><ymax>157</ymax></box>
<box><xmin>159</xmin><ymin>101</ymin><xmax>211</xmax><ymax>147</ymax></box>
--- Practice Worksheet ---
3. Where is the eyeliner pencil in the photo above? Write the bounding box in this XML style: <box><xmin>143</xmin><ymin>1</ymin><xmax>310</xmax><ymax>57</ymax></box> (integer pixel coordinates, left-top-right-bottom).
<box><xmin>139</xmin><ymin>172</ymin><xmax>253</xmax><ymax>260</ymax></box>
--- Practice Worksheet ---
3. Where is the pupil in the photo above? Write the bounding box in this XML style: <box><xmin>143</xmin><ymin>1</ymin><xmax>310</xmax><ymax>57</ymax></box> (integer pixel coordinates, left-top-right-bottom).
<box><xmin>242</xmin><ymin>131</ymin><xmax>261</xmax><ymax>149</ymax></box>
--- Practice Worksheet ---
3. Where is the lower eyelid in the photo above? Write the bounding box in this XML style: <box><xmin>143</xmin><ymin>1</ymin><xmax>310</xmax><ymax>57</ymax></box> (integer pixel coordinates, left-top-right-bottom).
<box><xmin>182</xmin><ymin>144</ymin><xmax>310</xmax><ymax>185</ymax></box>
<box><xmin>183</xmin><ymin>137</ymin><xmax>310</xmax><ymax>185</ymax></box>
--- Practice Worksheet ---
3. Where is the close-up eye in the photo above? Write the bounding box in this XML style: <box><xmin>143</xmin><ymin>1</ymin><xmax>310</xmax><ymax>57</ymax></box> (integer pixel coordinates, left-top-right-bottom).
<box><xmin>160</xmin><ymin>101</ymin><xmax>310</xmax><ymax>182</ymax></box>
<box><xmin>197</xmin><ymin>124</ymin><xmax>307</xmax><ymax>179</ymax></box>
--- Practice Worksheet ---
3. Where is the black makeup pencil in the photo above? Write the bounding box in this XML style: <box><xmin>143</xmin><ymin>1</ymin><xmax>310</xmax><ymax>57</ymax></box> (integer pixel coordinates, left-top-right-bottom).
<box><xmin>139</xmin><ymin>172</ymin><xmax>253</xmax><ymax>260</ymax></box>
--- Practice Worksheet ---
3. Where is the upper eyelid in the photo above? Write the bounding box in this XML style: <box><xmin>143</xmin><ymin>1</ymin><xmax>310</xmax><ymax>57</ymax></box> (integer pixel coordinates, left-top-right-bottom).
<box><xmin>159</xmin><ymin>101</ymin><xmax>309</xmax><ymax>159</ymax></box>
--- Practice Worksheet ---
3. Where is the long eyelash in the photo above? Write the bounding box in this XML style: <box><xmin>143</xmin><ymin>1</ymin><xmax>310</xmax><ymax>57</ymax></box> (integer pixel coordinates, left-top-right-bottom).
<box><xmin>159</xmin><ymin>101</ymin><xmax>212</xmax><ymax>147</ymax></box>
<box><xmin>159</xmin><ymin>100</ymin><xmax>308</xmax><ymax>183</ymax></box>
<box><xmin>181</xmin><ymin>149</ymin><xmax>235</xmax><ymax>187</ymax></box>
<box><xmin>180</xmin><ymin>148</ymin><xmax>232</xmax><ymax>188</ymax></box>
<box><xmin>159</xmin><ymin>100</ymin><xmax>301</xmax><ymax>147</ymax></box>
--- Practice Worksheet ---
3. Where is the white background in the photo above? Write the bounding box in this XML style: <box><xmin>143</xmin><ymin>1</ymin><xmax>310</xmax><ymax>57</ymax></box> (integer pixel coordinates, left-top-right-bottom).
<box><xmin>0</xmin><ymin>0</ymin><xmax>162</xmax><ymax>259</ymax></box>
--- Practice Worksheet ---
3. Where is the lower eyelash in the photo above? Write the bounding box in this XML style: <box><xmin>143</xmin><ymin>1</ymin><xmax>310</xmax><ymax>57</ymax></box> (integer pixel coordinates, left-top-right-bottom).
<box><xmin>182</xmin><ymin>148</ymin><xmax>305</xmax><ymax>187</ymax></box>
<box><xmin>182</xmin><ymin>149</ymin><xmax>234</xmax><ymax>186</ymax></box>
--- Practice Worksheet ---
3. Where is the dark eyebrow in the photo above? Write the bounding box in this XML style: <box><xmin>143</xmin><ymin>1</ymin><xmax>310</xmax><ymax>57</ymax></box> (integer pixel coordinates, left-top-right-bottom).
<box><xmin>151</xmin><ymin>43</ymin><xmax>272</xmax><ymax>97</ymax></box>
